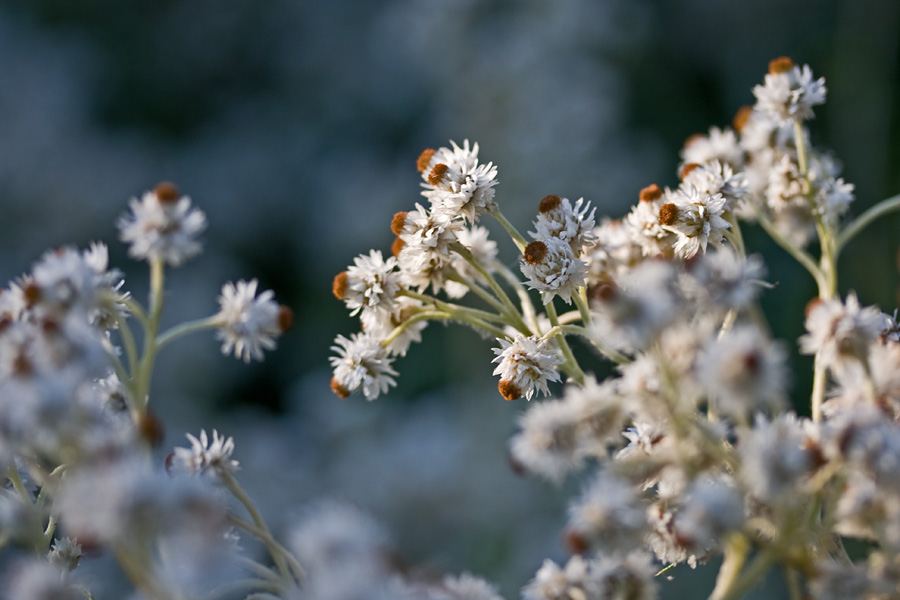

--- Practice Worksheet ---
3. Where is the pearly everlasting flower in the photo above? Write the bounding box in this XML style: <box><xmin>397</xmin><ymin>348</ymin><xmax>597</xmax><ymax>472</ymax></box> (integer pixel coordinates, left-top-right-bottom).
<box><xmin>509</xmin><ymin>397</ymin><xmax>585</xmax><ymax>481</ymax></box>
<box><xmin>418</xmin><ymin>140</ymin><xmax>498</xmax><ymax>223</ymax></box>
<box><xmin>48</xmin><ymin>537</ymin><xmax>84</xmax><ymax>572</ymax></box>
<box><xmin>584</xmin><ymin>217</ymin><xmax>642</xmax><ymax>286</ymax></box>
<box><xmin>330</xmin><ymin>332</ymin><xmax>398</xmax><ymax>400</ymax></box>
<box><xmin>215</xmin><ymin>279</ymin><xmax>290</xmax><ymax>363</ymax></box>
<box><xmin>681</xmin><ymin>126</ymin><xmax>743</xmax><ymax>169</ymax></box>
<box><xmin>799</xmin><ymin>293</ymin><xmax>885</xmax><ymax>374</ymax></box>
<box><xmin>683</xmin><ymin>247</ymin><xmax>766</xmax><ymax>312</ymax></box>
<box><xmin>523</xmin><ymin>553</ymin><xmax>657</xmax><ymax>600</ymax></box>
<box><xmin>752</xmin><ymin>58</ymin><xmax>826</xmax><ymax>124</ymax></box>
<box><xmin>117</xmin><ymin>182</ymin><xmax>207</xmax><ymax>266</ymax></box>
<box><xmin>520</xmin><ymin>237</ymin><xmax>588</xmax><ymax>304</ymax></box>
<box><xmin>492</xmin><ymin>334</ymin><xmax>562</xmax><ymax>401</ymax></box>
<box><xmin>394</xmin><ymin>203</ymin><xmax>462</xmax><ymax>294</ymax></box>
<box><xmin>333</xmin><ymin>250</ymin><xmax>400</xmax><ymax>328</ymax></box>
<box><xmin>679</xmin><ymin>160</ymin><xmax>748</xmax><ymax>211</ymax></box>
<box><xmin>363</xmin><ymin>295</ymin><xmax>428</xmax><ymax>357</ymax></box>
<box><xmin>566</xmin><ymin>471</ymin><xmax>648</xmax><ymax>553</ymax></box>
<box><xmin>529</xmin><ymin>195</ymin><xmax>597</xmax><ymax>254</ymax></box>
<box><xmin>696</xmin><ymin>325</ymin><xmax>788</xmax><ymax>420</ymax></box>
<box><xmin>522</xmin><ymin>556</ymin><xmax>595</xmax><ymax>600</ymax></box>
<box><xmin>671</xmin><ymin>477</ymin><xmax>744</xmax><ymax>557</ymax></box>
<box><xmin>624</xmin><ymin>184</ymin><xmax>677</xmax><ymax>257</ymax></box>
<box><xmin>437</xmin><ymin>573</ymin><xmax>505</xmax><ymax>600</ymax></box>
<box><xmin>168</xmin><ymin>429</ymin><xmax>239</xmax><ymax>479</ymax></box>
<box><xmin>4</xmin><ymin>559</ymin><xmax>82</xmax><ymax>600</ymax></box>
<box><xmin>658</xmin><ymin>187</ymin><xmax>730</xmax><ymax>259</ymax></box>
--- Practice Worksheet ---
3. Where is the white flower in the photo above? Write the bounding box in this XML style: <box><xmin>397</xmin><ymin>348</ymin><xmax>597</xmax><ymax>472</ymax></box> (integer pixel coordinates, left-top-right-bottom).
<box><xmin>438</xmin><ymin>573</ymin><xmax>504</xmax><ymax>600</ymax></box>
<box><xmin>624</xmin><ymin>184</ymin><xmax>677</xmax><ymax>257</ymax></box>
<box><xmin>418</xmin><ymin>140</ymin><xmax>498</xmax><ymax>223</ymax></box>
<box><xmin>696</xmin><ymin>325</ymin><xmax>788</xmax><ymax>420</ymax></box>
<box><xmin>738</xmin><ymin>414</ymin><xmax>820</xmax><ymax>504</ymax></box>
<box><xmin>333</xmin><ymin>250</ymin><xmax>400</xmax><ymax>328</ymax></box>
<box><xmin>48</xmin><ymin>537</ymin><xmax>84</xmax><ymax>572</ymax></box>
<box><xmin>799</xmin><ymin>293</ymin><xmax>885</xmax><ymax>374</ymax></box>
<box><xmin>509</xmin><ymin>397</ymin><xmax>584</xmax><ymax>481</ymax></box>
<box><xmin>168</xmin><ymin>430</ymin><xmax>239</xmax><ymax>479</ymax></box>
<box><xmin>566</xmin><ymin>471</ymin><xmax>647</xmax><ymax>553</ymax></box>
<box><xmin>681</xmin><ymin>126</ymin><xmax>743</xmax><ymax>169</ymax></box>
<box><xmin>117</xmin><ymin>182</ymin><xmax>207</xmax><ymax>266</ymax></box>
<box><xmin>394</xmin><ymin>203</ymin><xmax>462</xmax><ymax>294</ymax></box>
<box><xmin>529</xmin><ymin>195</ymin><xmax>597</xmax><ymax>254</ymax></box>
<box><xmin>520</xmin><ymin>237</ymin><xmax>588</xmax><ymax>304</ymax></box>
<box><xmin>215</xmin><ymin>279</ymin><xmax>288</xmax><ymax>363</ymax></box>
<box><xmin>362</xmin><ymin>295</ymin><xmax>428</xmax><ymax>357</ymax></box>
<box><xmin>584</xmin><ymin>217</ymin><xmax>642</xmax><ymax>286</ymax></box>
<box><xmin>684</xmin><ymin>247</ymin><xmax>766</xmax><ymax>312</ymax></box>
<box><xmin>752</xmin><ymin>58</ymin><xmax>827</xmax><ymax>124</ymax></box>
<box><xmin>658</xmin><ymin>187</ymin><xmax>731</xmax><ymax>258</ymax></box>
<box><xmin>679</xmin><ymin>160</ymin><xmax>748</xmax><ymax>211</ymax></box>
<box><xmin>30</xmin><ymin>243</ymin><xmax>126</xmax><ymax>327</ymax></box>
<box><xmin>491</xmin><ymin>334</ymin><xmax>562</xmax><ymax>401</ymax></box>
<box><xmin>522</xmin><ymin>556</ymin><xmax>594</xmax><ymax>600</ymax></box>
<box><xmin>330</xmin><ymin>332</ymin><xmax>398</xmax><ymax>400</ymax></box>
<box><xmin>672</xmin><ymin>477</ymin><xmax>744</xmax><ymax>556</ymax></box>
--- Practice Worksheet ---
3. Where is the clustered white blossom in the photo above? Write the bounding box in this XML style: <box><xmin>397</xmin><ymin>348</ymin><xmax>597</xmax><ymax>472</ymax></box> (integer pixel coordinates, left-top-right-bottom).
<box><xmin>3</xmin><ymin>57</ymin><xmax>899</xmax><ymax>600</ymax></box>
<box><xmin>329</xmin><ymin>58</ymin><xmax>900</xmax><ymax>600</ymax></box>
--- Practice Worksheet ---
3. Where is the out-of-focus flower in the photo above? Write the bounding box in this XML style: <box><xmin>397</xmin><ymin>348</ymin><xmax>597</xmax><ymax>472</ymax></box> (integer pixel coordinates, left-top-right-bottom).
<box><xmin>752</xmin><ymin>57</ymin><xmax>826</xmax><ymax>124</ymax></box>
<box><xmin>215</xmin><ymin>279</ymin><xmax>291</xmax><ymax>363</ymax></box>
<box><xmin>117</xmin><ymin>182</ymin><xmax>207</xmax><ymax>267</ymax></box>
<box><xmin>167</xmin><ymin>429</ymin><xmax>239</xmax><ymax>479</ymax></box>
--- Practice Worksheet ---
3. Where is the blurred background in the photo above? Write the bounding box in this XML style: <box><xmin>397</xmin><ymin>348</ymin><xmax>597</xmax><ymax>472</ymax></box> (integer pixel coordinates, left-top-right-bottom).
<box><xmin>1</xmin><ymin>0</ymin><xmax>898</xmax><ymax>597</ymax></box>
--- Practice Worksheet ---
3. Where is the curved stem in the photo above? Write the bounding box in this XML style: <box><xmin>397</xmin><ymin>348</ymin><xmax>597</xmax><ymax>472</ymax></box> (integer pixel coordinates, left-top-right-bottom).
<box><xmin>494</xmin><ymin>260</ymin><xmax>539</xmax><ymax>334</ymax></box>
<box><xmin>544</xmin><ymin>299</ymin><xmax>585</xmax><ymax>384</ymax></box>
<box><xmin>487</xmin><ymin>206</ymin><xmax>528</xmax><ymax>252</ymax></box>
<box><xmin>155</xmin><ymin>316</ymin><xmax>219</xmax><ymax>351</ymax></box>
<box><xmin>221</xmin><ymin>472</ymin><xmax>305</xmax><ymax>585</ymax></box>
<box><xmin>837</xmin><ymin>193</ymin><xmax>900</xmax><ymax>253</ymax></box>
<box><xmin>574</xmin><ymin>286</ymin><xmax>592</xmax><ymax>326</ymax></box>
<box><xmin>756</xmin><ymin>214</ymin><xmax>824</xmax><ymax>287</ymax></box>
<box><xmin>451</xmin><ymin>243</ymin><xmax>529</xmax><ymax>333</ymax></box>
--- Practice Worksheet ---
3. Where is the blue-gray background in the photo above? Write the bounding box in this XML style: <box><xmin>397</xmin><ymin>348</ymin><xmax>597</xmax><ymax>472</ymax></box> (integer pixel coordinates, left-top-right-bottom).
<box><xmin>1</xmin><ymin>1</ymin><xmax>898</xmax><ymax>597</ymax></box>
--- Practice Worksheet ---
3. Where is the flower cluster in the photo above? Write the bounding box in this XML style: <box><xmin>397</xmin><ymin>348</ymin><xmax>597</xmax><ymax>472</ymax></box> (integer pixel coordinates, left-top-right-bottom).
<box><xmin>331</xmin><ymin>58</ymin><xmax>900</xmax><ymax>600</ymax></box>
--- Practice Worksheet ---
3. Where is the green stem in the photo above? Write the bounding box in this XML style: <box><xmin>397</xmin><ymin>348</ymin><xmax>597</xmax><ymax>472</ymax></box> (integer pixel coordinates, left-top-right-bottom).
<box><xmin>487</xmin><ymin>206</ymin><xmax>528</xmax><ymax>252</ymax></box>
<box><xmin>133</xmin><ymin>258</ymin><xmax>166</xmax><ymax>412</ymax></box>
<box><xmin>574</xmin><ymin>286</ymin><xmax>592</xmax><ymax>326</ymax></box>
<box><xmin>757</xmin><ymin>214</ymin><xmax>824</xmax><ymax>288</ymax></box>
<box><xmin>710</xmin><ymin>534</ymin><xmax>750</xmax><ymax>600</ymax></box>
<box><xmin>837</xmin><ymin>193</ymin><xmax>900</xmax><ymax>253</ymax></box>
<box><xmin>563</xmin><ymin>325</ymin><xmax>630</xmax><ymax>365</ymax></box>
<box><xmin>544</xmin><ymin>299</ymin><xmax>585</xmax><ymax>384</ymax></box>
<box><xmin>451</xmin><ymin>243</ymin><xmax>529</xmax><ymax>333</ymax></box>
<box><xmin>494</xmin><ymin>260</ymin><xmax>539</xmax><ymax>334</ymax></box>
<box><xmin>222</xmin><ymin>473</ymin><xmax>305</xmax><ymax>584</ymax></box>
<box><xmin>155</xmin><ymin>316</ymin><xmax>219</xmax><ymax>351</ymax></box>
<box><xmin>793</xmin><ymin>120</ymin><xmax>809</xmax><ymax>177</ymax></box>
<box><xmin>108</xmin><ymin>296</ymin><xmax>140</xmax><ymax>379</ymax></box>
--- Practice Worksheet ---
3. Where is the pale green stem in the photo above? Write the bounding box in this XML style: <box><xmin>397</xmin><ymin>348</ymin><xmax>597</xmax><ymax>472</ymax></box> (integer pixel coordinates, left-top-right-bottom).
<box><xmin>451</xmin><ymin>243</ymin><xmax>529</xmax><ymax>332</ymax></box>
<box><xmin>114</xmin><ymin>546</ymin><xmax>171</xmax><ymax>600</ymax></box>
<box><xmin>556</xmin><ymin>311</ymin><xmax>585</xmax><ymax>326</ymax></box>
<box><xmin>574</xmin><ymin>286</ymin><xmax>592</xmax><ymax>326</ymax></box>
<box><xmin>757</xmin><ymin>214</ymin><xmax>824</xmax><ymax>287</ymax></box>
<box><xmin>494</xmin><ymin>260</ymin><xmax>539</xmax><ymax>334</ymax></box>
<box><xmin>719</xmin><ymin>549</ymin><xmax>775</xmax><ymax>600</ymax></box>
<box><xmin>43</xmin><ymin>514</ymin><xmax>57</xmax><ymax>547</ymax></box>
<box><xmin>398</xmin><ymin>290</ymin><xmax>510</xmax><ymax>327</ymax></box>
<box><xmin>133</xmin><ymin>258</ymin><xmax>166</xmax><ymax>412</ymax></box>
<box><xmin>794</xmin><ymin>120</ymin><xmax>809</xmax><ymax>177</ymax></box>
<box><xmin>655</xmin><ymin>563</ymin><xmax>677</xmax><ymax>578</ymax></box>
<box><xmin>487</xmin><ymin>206</ymin><xmax>528</xmax><ymax>252</ymax></box>
<box><xmin>710</xmin><ymin>534</ymin><xmax>750</xmax><ymax>600</ymax></box>
<box><xmin>6</xmin><ymin>465</ymin><xmax>31</xmax><ymax>505</ymax></box>
<box><xmin>784</xmin><ymin>567</ymin><xmax>802</xmax><ymax>600</ymax></box>
<box><xmin>202</xmin><ymin>578</ymin><xmax>285</xmax><ymax>600</ymax></box>
<box><xmin>227</xmin><ymin>514</ymin><xmax>306</xmax><ymax>585</ymax></box>
<box><xmin>560</xmin><ymin>325</ymin><xmax>630</xmax><ymax>365</ymax></box>
<box><xmin>382</xmin><ymin>310</ymin><xmax>507</xmax><ymax>346</ymax></box>
<box><xmin>837</xmin><ymin>193</ymin><xmax>900</xmax><ymax>253</ymax></box>
<box><xmin>222</xmin><ymin>473</ymin><xmax>305</xmax><ymax>584</ymax></box>
<box><xmin>443</xmin><ymin>270</ymin><xmax>509</xmax><ymax>316</ymax></box>
<box><xmin>120</xmin><ymin>296</ymin><xmax>150</xmax><ymax>329</ymax></box>
<box><xmin>155</xmin><ymin>315</ymin><xmax>219</xmax><ymax>351</ymax></box>
<box><xmin>544</xmin><ymin>298</ymin><xmax>585</xmax><ymax>384</ymax></box>
<box><xmin>107</xmin><ymin>297</ymin><xmax>140</xmax><ymax>379</ymax></box>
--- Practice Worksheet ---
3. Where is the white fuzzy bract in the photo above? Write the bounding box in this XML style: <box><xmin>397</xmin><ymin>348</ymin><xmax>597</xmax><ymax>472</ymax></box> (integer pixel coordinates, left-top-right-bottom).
<box><xmin>330</xmin><ymin>332</ymin><xmax>398</xmax><ymax>400</ymax></box>
<box><xmin>492</xmin><ymin>334</ymin><xmax>562</xmax><ymax>401</ymax></box>
<box><xmin>419</xmin><ymin>140</ymin><xmax>498</xmax><ymax>223</ymax></box>
<box><xmin>753</xmin><ymin>63</ymin><xmax>826</xmax><ymax>124</ymax></box>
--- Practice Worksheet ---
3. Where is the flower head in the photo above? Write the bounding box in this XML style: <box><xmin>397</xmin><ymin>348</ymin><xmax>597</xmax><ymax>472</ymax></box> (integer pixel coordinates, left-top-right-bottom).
<box><xmin>418</xmin><ymin>140</ymin><xmax>498</xmax><ymax>223</ymax></box>
<box><xmin>492</xmin><ymin>334</ymin><xmax>562</xmax><ymax>401</ymax></box>
<box><xmin>330</xmin><ymin>332</ymin><xmax>398</xmax><ymax>400</ymax></box>
<box><xmin>215</xmin><ymin>279</ymin><xmax>290</xmax><ymax>363</ymax></box>
<box><xmin>117</xmin><ymin>182</ymin><xmax>207</xmax><ymax>266</ymax></box>
<box><xmin>334</xmin><ymin>250</ymin><xmax>400</xmax><ymax>328</ymax></box>
<box><xmin>752</xmin><ymin>58</ymin><xmax>826</xmax><ymax>124</ymax></box>
<box><xmin>658</xmin><ymin>187</ymin><xmax>730</xmax><ymax>258</ymax></box>
<box><xmin>530</xmin><ymin>195</ymin><xmax>597</xmax><ymax>255</ymax></box>
<box><xmin>167</xmin><ymin>430</ymin><xmax>239</xmax><ymax>479</ymax></box>
<box><xmin>520</xmin><ymin>237</ymin><xmax>588</xmax><ymax>304</ymax></box>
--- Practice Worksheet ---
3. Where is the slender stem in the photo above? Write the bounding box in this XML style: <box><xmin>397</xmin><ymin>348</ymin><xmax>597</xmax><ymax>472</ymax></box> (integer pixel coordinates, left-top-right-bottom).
<box><xmin>451</xmin><ymin>243</ymin><xmax>530</xmax><ymax>333</ymax></box>
<box><xmin>793</xmin><ymin>120</ymin><xmax>809</xmax><ymax>177</ymax></box>
<box><xmin>811</xmin><ymin>353</ymin><xmax>827</xmax><ymax>423</ymax></box>
<box><xmin>443</xmin><ymin>270</ymin><xmax>509</xmax><ymax>316</ymax></box>
<box><xmin>574</xmin><ymin>287</ymin><xmax>592</xmax><ymax>326</ymax></box>
<box><xmin>227</xmin><ymin>514</ymin><xmax>306</xmax><ymax>585</ymax></box>
<box><xmin>402</xmin><ymin>288</ymin><xmax>507</xmax><ymax>326</ymax></box>
<box><xmin>563</xmin><ymin>325</ymin><xmax>630</xmax><ymax>365</ymax></box>
<box><xmin>155</xmin><ymin>316</ymin><xmax>219</xmax><ymax>351</ymax></box>
<box><xmin>222</xmin><ymin>472</ymin><xmax>305</xmax><ymax>584</ymax></box>
<box><xmin>133</xmin><ymin>258</ymin><xmax>166</xmax><ymax>412</ymax></box>
<box><xmin>487</xmin><ymin>206</ymin><xmax>528</xmax><ymax>252</ymax></box>
<box><xmin>837</xmin><ymin>193</ymin><xmax>900</xmax><ymax>253</ymax></box>
<box><xmin>544</xmin><ymin>298</ymin><xmax>585</xmax><ymax>384</ymax></box>
<box><xmin>710</xmin><ymin>534</ymin><xmax>750</xmax><ymax>600</ymax></box>
<box><xmin>756</xmin><ymin>214</ymin><xmax>824</xmax><ymax>287</ymax></box>
<box><xmin>494</xmin><ymin>260</ymin><xmax>539</xmax><ymax>334</ymax></box>
<box><xmin>784</xmin><ymin>567</ymin><xmax>802</xmax><ymax>600</ymax></box>
<box><xmin>121</xmin><ymin>296</ymin><xmax>150</xmax><ymax>329</ymax></box>
<box><xmin>108</xmin><ymin>297</ymin><xmax>140</xmax><ymax>378</ymax></box>
<box><xmin>115</xmin><ymin>546</ymin><xmax>170</xmax><ymax>600</ymax></box>
<box><xmin>719</xmin><ymin>549</ymin><xmax>775</xmax><ymax>600</ymax></box>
